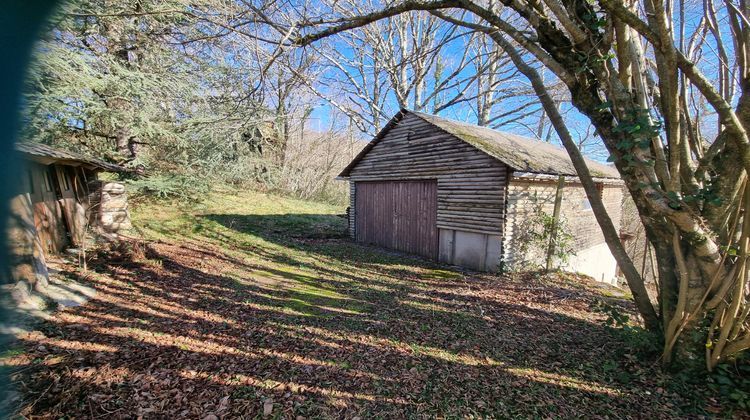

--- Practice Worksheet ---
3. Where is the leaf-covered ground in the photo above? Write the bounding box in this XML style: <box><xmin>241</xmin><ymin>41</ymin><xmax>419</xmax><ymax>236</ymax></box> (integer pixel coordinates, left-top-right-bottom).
<box><xmin>3</xmin><ymin>191</ymin><xmax>719</xmax><ymax>418</ymax></box>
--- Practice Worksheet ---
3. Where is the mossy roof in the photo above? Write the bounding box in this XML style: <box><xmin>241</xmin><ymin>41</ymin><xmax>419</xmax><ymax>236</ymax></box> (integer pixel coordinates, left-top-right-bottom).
<box><xmin>16</xmin><ymin>142</ymin><xmax>126</xmax><ymax>172</ymax></box>
<box><xmin>339</xmin><ymin>109</ymin><xmax>620</xmax><ymax>180</ymax></box>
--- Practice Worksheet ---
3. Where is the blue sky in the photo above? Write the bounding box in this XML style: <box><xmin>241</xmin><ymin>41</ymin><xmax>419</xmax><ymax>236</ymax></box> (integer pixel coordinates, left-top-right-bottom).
<box><xmin>297</xmin><ymin>2</ymin><xmax>737</xmax><ymax>166</ymax></box>
<box><xmin>297</xmin><ymin>14</ymin><xmax>617</xmax><ymax>163</ymax></box>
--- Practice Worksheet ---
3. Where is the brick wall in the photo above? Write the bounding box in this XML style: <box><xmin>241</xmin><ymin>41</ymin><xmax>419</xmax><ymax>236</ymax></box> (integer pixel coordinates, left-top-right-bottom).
<box><xmin>503</xmin><ymin>176</ymin><xmax>623</xmax><ymax>272</ymax></box>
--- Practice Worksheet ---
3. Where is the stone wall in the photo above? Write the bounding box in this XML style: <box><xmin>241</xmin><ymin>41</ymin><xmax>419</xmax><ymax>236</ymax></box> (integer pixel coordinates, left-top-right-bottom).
<box><xmin>4</xmin><ymin>193</ymin><xmax>49</xmax><ymax>306</ymax></box>
<box><xmin>503</xmin><ymin>174</ymin><xmax>623</xmax><ymax>282</ymax></box>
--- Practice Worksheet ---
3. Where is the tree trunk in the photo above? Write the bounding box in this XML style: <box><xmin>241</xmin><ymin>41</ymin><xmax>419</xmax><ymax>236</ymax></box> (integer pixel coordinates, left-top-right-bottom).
<box><xmin>489</xmin><ymin>29</ymin><xmax>662</xmax><ymax>330</ymax></box>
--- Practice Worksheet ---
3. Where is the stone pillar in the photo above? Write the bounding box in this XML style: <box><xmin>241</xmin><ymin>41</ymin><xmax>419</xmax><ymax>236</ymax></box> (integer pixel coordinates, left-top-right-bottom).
<box><xmin>99</xmin><ymin>182</ymin><xmax>132</xmax><ymax>235</ymax></box>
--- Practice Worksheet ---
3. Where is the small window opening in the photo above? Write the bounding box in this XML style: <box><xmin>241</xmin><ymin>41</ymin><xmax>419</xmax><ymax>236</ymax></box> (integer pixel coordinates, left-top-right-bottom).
<box><xmin>44</xmin><ymin>171</ymin><xmax>53</xmax><ymax>192</ymax></box>
<box><xmin>61</xmin><ymin>170</ymin><xmax>71</xmax><ymax>191</ymax></box>
<box><xmin>582</xmin><ymin>183</ymin><xmax>605</xmax><ymax>211</ymax></box>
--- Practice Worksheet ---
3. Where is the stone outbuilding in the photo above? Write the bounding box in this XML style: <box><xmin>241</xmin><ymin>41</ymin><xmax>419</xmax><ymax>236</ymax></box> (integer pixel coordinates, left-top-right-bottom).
<box><xmin>7</xmin><ymin>143</ymin><xmax>131</xmax><ymax>306</ymax></box>
<box><xmin>338</xmin><ymin>109</ymin><xmax>624</xmax><ymax>283</ymax></box>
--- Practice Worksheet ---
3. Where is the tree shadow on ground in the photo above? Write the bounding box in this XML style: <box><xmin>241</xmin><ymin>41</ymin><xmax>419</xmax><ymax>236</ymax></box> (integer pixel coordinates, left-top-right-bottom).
<box><xmin>4</xmin><ymin>212</ymin><xmax>706</xmax><ymax>418</ymax></box>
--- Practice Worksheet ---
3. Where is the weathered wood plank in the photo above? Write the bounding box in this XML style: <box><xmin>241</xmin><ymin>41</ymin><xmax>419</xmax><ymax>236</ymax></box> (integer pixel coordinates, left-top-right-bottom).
<box><xmin>349</xmin><ymin>112</ymin><xmax>508</xmax><ymax>241</ymax></box>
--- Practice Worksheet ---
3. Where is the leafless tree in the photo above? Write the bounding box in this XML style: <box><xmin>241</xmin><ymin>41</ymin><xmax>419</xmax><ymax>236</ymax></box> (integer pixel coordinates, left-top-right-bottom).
<box><xmin>293</xmin><ymin>3</ymin><xmax>547</xmax><ymax>135</ymax></box>
<box><xmin>230</xmin><ymin>0</ymin><xmax>750</xmax><ymax>370</ymax></box>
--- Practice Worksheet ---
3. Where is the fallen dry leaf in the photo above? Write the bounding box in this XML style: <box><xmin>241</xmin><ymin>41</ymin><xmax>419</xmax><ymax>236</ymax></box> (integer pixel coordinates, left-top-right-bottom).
<box><xmin>3</xmin><ymin>194</ymin><xmax>736</xmax><ymax>418</ymax></box>
<box><xmin>263</xmin><ymin>399</ymin><xmax>274</xmax><ymax>417</ymax></box>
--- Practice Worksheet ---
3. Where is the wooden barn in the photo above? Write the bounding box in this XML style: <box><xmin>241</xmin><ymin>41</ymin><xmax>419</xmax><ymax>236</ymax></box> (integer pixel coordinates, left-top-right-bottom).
<box><xmin>339</xmin><ymin>109</ymin><xmax>624</xmax><ymax>283</ymax></box>
<box><xmin>14</xmin><ymin>143</ymin><xmax>130</xmax><ymax>254</ymax></box>
<box><xmin>7</xmin><ymin>143</ymin><xmax>132</xmax><ymax>305</ymax></box>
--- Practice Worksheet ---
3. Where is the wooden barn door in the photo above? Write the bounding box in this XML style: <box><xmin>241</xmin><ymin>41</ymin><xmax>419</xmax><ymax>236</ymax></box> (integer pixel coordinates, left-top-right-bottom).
<box><xmin>54</xmin><ymin>166</ymin><xmax>82</xmax><ymax>246</ymax></box>
<box><xmin>355</xmin><ymin>180</ymin><xmax>438</xmax><ymax>259</ymax></box>
<box><xmin>29</xmin><ymin>164</ymin><xmax>68</xmax><ymax>255</ymax></box>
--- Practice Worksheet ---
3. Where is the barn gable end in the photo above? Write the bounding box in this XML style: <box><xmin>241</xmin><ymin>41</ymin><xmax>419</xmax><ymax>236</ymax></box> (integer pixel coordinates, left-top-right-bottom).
<box><xmin>346</xmin><ymin>111</ymin><xmax>508</xmax><ymax>271</ymax></box>
<box><xmin>341</xmin><ymin>109</ymin><xmax>624</xmax><ymax>280</ymax></box>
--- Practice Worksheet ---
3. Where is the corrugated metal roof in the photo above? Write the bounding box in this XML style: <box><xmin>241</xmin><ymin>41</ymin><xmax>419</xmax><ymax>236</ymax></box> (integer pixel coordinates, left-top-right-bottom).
<box><xmin>15</xmin><ymin>143</ymin><xmax>126</xmax><ymax>172</ymax></box>
<box><xmin>339</xmin><ymin>109</ymin><xmax>621</xmax><ymax>179</ymax></box>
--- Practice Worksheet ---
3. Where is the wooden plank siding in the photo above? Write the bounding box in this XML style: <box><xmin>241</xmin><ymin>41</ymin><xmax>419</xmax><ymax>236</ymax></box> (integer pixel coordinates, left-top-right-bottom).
<box><xmin>55</xmin><ymin>165</ymin><xmax>80</xmax><ymax>246</ymax></box>
<box><xmin>341</xmin><ymin>109</ymin><xmax>623</xmax><ymax>277</ymax></box>
<box><xmin>348</xmin><ymin>113</ymin><xmax>508</xmax><ymax>237</ymax></box>
<box><xmin>28</xmin><ymin>163</ymin><xmax>69</xmax><ymax>256</ymax></box>
<box><xmin>348</xmin><ymin>181</ymin><xmax>356</xmax><ymax>238</ymax></box>
<box><xmin>355</xmin><ymin>181</ymin><xmax>438</xmax><ymax>259</ymax></box>
<box><xmin>24</xmin><ymin>162</ymin><xmax>95</xmax><ymax>257</ymax></box>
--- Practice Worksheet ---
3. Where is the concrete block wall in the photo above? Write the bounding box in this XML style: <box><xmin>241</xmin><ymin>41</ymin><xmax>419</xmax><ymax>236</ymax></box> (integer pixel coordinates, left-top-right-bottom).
<box><xmin>559</xmin><ymin>183</ymin><xmax>622</xmax><ymax>251</ymax></box>
<box><xmin>502</xmin><ymin>179</ymin><xmax>556</xmax><ymax>269</ymax></box>
<box><xmin>438</xmin><ymin>228</ymin><xmax>502</xmax><ymax>271</ymax></box>
<box><xmin>503</xmin><ymin>176</ymin><xmax>623</xmax><ymax>282</ymax></box>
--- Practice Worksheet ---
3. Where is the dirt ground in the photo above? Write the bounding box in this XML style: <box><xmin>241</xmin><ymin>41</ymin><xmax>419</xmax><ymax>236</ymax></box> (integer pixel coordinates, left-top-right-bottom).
<box><xmin>1</xmin><ymin>192</ymin><xmax>724</xmax><ymax>418</ymax></box>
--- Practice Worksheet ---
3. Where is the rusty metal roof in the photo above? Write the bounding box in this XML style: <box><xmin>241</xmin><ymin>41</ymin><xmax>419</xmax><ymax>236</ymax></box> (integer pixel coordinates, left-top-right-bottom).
<box><xmin>339</xmin><ymin>109</ymin><xmax>621</xmax><ymax>180</ymax></box>
<box><xmin>15</xmin><ymin>143</ymin><xmax>126</xmax><ymax>172</ymax></box>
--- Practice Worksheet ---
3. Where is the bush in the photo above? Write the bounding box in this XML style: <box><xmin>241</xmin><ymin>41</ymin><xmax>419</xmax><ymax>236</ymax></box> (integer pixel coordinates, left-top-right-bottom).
<box><xmin>512</xmin><ymin>206</ymin><xmax>576</xmax><ymax>270</ymax></box>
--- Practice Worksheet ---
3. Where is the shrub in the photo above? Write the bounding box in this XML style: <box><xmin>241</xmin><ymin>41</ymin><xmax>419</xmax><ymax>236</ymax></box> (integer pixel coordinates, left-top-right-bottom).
<box><xmin>512</xmin><ymin>206</ymin><xmax>576</xmax><ymax>271</ymax></box>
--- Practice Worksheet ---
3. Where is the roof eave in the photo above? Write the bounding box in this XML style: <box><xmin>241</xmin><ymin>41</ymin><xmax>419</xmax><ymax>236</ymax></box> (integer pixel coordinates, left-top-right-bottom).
<box><xmin>408</xmin><ymin>111</ymin><xmax>621</xmax><ymax>181</ymax></box>
<box><xmin>16</xmin><ymin>144</ymin><xmax>128</xmax><ymax>173</ymax></box>
<box><xmin>511</xmin><ymin>171</ymin><xmax>623</xmax><ymax>184</ymax></box>
<box><xmin>339</xmin><ymin>109</ymin><xmax>623</xmax><ymax>182</ymax></box>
